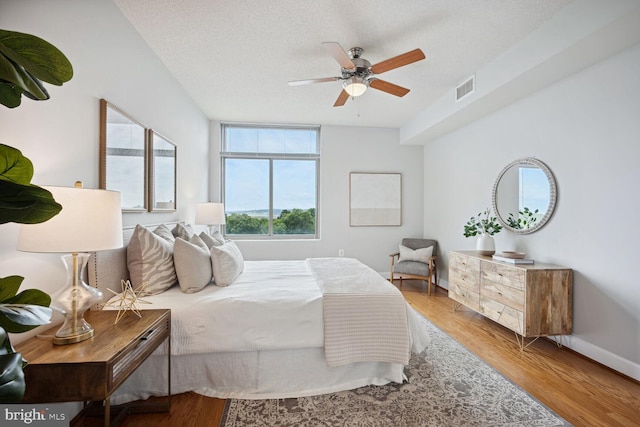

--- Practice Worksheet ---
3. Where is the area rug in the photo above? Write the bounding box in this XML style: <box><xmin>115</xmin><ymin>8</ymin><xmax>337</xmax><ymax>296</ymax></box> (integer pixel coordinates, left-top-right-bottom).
<box><xmin>220</xmin><ymin>316</ymin><xmax>571</xmax><ymax>426</ymax></box>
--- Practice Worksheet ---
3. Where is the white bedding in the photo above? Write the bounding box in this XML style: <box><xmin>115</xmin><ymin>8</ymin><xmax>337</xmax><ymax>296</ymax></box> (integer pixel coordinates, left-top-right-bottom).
<box><xmin>124</xmin><ymin>260</ymin><xmax>324</xmax><ymax>354</ymax></box>
<box><xmin>105</xmin><ymin>258</ymin><xmax>431</xmax><ymax>402</ymax></box>
<box><xmin>112</xmin><ymin>259</ymin><xmax>430</xmax><ymax>356</ymax></box>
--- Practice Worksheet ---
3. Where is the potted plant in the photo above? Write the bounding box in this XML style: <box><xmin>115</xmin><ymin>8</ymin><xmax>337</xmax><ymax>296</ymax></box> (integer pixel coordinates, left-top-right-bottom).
<box><xmin>0</xmin><ymin>28</ymin><xmax>73</xmax><ymax>402</ymax></box>
<box><xmin>463</xmin><ymin>208</ymin><xmax>502</xmax><ymax>256</ymax></box>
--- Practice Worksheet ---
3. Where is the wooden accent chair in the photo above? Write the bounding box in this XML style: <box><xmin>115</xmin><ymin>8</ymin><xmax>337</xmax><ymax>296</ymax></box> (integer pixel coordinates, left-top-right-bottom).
<box><xmin>389</xmin><ymin>238</ymin><xmax>438</xmax><ymax>295</ymax></box>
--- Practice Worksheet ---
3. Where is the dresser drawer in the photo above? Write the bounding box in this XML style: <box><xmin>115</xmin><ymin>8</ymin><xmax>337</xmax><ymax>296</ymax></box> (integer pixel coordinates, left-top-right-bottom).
<box><xmin>480</xmin><ymin>297</ymin><xmax>524</xmax><ymax>335</ymax></box>
<box><xmin>449</xmin><ymin>252</ymin><xmax>480</xmax><ymax>292</ymax></box>
<box><xmin>481</xmin><ymin>261</ymin><xmax>525</xmax><ymax>291</ymax></box>
<box><xmin>480</xmin><ymin>280</ymin><xmax>525</xmax><ymax>312</ymax></box>
<box><xmin>448</xmin><ymin>281</ymin><xmax>480</xmax><ymax>311</ymax></box>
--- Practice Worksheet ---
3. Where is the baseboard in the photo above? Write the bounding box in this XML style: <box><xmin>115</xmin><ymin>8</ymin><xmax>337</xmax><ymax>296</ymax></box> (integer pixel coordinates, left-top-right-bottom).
<box><xmin>423</xmin><ymin>279</ymin><xmax>639</xmax><ymax>382</ymax></box>
<box><xmin>562</xmin><ymin>336</ymin><xmax>640</xmax><ymax>382</ymax></box>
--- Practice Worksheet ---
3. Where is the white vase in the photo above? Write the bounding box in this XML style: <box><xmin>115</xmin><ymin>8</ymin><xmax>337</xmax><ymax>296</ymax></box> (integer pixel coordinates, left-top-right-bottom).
<box><xmin>476</xmin><ymin>234</ymin><xmax>495</xmax><ymax>256</ymax></box>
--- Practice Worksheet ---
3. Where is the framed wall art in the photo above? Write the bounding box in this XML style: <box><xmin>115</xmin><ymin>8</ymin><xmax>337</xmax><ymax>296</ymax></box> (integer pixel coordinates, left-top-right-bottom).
<box><xmin>349</xmin><ymin>172</ymin><xmax>401</xmax><ymax>226</ymax></box>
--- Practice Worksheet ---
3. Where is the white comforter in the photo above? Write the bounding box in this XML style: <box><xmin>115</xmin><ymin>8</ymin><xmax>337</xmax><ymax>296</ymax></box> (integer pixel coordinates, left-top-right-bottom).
<box><xmin>111</xmin><ymin>260</ymin><xmax>429</xmax><ymax>356</ymax></box>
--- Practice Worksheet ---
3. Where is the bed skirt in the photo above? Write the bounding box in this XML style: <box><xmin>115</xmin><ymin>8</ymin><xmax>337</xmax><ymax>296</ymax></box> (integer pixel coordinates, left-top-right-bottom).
<box><xmin>111</xmin><ymin>346</ymin><xmax>406</xmax><ymax>404</ymax></box>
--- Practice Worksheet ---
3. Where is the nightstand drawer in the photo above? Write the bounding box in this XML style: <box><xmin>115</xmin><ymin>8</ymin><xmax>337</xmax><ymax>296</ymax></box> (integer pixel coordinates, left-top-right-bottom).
<box><xmin>112</xmin><ymin>315</ymin><xmax>170</xmax><ymax>391</ymax></box>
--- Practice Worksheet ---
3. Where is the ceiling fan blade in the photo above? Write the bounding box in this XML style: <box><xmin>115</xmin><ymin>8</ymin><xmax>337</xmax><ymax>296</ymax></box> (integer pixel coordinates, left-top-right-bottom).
<box><xmin>370</xmin><ymin>48</ymin><xmax>425</xmax><ymax>74</ymax></box>
<box><xmin>369</xmin><ymin>79</ymin><xmax>410</xmax><ymax>97</ymax></box>
<box><xmin>288</xmin><ymin>77</ymin><xmax>340</xmax><ymax>86</ymax></box>
<box><xmin>333</xmin><ymin>90</ymin><xmax>350</xmax><ymax>107</ymax></box>
<box><xmin>322</xmin><ymin>42</ymin><xmax>355</xmax><ymax>69</ymax></box>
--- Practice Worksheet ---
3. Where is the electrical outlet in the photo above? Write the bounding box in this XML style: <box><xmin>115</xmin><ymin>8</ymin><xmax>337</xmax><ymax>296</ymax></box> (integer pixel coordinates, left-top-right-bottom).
<box><xmin>338</xmin><ymin>249</ymin><xmax>344</xmax><ymax>257</ymax></box>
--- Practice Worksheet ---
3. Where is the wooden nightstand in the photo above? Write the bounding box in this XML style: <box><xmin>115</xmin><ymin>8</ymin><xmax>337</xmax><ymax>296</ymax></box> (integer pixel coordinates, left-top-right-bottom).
<box><xmin>15</xmin><ymin>309</ymin><xmax>171</xmax><ymax>427</ymax></box>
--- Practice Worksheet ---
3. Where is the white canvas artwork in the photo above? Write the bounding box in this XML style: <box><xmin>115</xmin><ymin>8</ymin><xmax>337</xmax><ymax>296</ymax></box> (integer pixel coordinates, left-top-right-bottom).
<box><xmin>350</xmin><ymin>173</ymin><xmax>401</xmax><ymax>226</ymax></box>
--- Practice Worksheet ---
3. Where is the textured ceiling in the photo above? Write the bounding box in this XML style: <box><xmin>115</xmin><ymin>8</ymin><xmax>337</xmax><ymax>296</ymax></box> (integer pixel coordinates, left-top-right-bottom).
<box><xmin>113</xmin><ymin>0</ymin><xmax>573</xmax><ymax>128</ymax></box>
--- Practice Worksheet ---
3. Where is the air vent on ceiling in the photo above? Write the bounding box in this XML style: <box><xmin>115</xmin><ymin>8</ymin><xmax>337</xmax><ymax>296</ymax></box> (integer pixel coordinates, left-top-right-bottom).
<box><xmin>456</xmin><ymin>75</ymin><xmax>475</xmax><ymax>101</ymax></box>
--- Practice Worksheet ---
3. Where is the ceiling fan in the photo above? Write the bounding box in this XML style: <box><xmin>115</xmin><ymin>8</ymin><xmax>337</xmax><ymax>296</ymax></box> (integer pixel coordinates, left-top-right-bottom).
<box><xmin>288</xmin><ymin>42</ymin><xmax>425</xmax><ymax>107</ymax></box>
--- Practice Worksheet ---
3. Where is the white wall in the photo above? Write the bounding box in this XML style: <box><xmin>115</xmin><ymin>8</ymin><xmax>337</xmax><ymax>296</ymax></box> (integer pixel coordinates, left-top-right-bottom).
<box><xmin>0</xmin><ymin>0</ymin><xmax>209</xmax><ymax>339</ymax></box>
<box><xmin>210</xmin><ymin>123</ymin><xmax>424</xmax><ymax>272</ymax></box>
<box><xmin>422</xmin><ymin>43</ymin><xmax>640</xmax><ymax>380</ymax></box>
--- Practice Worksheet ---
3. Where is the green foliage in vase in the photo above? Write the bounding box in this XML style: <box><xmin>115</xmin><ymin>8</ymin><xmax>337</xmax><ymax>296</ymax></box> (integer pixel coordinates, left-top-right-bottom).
<box><xmin>507</xmin><ymin>207</ymin><xmax>539</xmax><ymax>230</ymax></box>
<box><xmin>463</xmin><ymin>208</ymin><xmax>502</xmax><ymax>237</ymax></box>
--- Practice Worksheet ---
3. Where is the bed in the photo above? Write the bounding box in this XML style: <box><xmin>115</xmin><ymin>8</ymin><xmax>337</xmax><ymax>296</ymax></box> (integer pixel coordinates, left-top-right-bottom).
<box><xmin>88</xmin><ymin>223</ymin><xmax>431</xmax><ymax>404</ymax></box>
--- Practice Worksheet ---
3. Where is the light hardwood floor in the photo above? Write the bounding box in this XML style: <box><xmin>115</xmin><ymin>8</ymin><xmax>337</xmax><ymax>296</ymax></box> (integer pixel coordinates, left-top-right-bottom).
<box><xmin>78</xmin><ymin>282</ymin><xmax>639</xmax><ymax>427</ymax></box>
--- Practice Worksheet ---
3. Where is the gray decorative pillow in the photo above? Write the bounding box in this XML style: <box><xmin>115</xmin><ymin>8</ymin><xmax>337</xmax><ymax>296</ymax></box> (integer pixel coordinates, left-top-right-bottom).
<box><xmin>154</xmin><ymin>224</ymin><xmax>175</xmax><ymax>243</ymax></box>
<box><xmin>210</xmin><ymin>240</ymin><xmax>244</xmax><ymax>287</ymax></box>
<box><xmin>200</xmin><ymin>231</ymin><xmax>226</xmax><ymax>249</ymax></box>
<box><xmin>399</xmin><ymin>244</ymin><xmax>433</xmax><ymax>263</ymax></box>
<box><xmin>174</xmin><ymin>235</ymin><xmax>213</xmax><ymax>293</ymax></box>
<box><xmin>127</xmin><ymin>224</ymin><xmax>177</xmax><ymax>295</ymax></box>
<box><xmin>172</xmin><ymin>223</ymin><xmax>195</xmax><ymax>240</ymax></box>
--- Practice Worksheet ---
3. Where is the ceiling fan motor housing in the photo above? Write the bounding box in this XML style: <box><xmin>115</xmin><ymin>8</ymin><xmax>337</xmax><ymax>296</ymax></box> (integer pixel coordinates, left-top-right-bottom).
<box><xmin>342</xmin><ymin>54</ymin><xmax>372</xmax><ymax>80</ymax></box>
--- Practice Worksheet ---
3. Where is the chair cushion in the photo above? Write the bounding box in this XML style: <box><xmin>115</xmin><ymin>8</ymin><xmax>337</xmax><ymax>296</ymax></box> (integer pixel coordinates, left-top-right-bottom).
<box><xmin>393</xmin><ymin>260</ymin><xmax>431</xmax><ymax>277</ymax></box>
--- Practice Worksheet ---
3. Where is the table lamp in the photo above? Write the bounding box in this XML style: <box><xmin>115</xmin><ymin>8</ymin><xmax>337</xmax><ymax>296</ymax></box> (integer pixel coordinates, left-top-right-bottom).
<box><xmin>195</xmin><ymin>202</ymin><xmax>226</xmax><ymax>235</ymax></box>
<box><xmin>17</xmin><ymin>182</ymin><xmax>123</xmax><ymax>345</ymax></box>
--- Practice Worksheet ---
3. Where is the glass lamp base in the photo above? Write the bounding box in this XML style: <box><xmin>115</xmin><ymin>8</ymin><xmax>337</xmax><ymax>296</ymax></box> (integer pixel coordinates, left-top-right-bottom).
<box><xmin>52</xmin><ymin>253</ymin><xmax>103</xmax><ymax>346</ymax></box>
<box><xmin>53</xmin><ymin>327</ymin><xmax>94</xmax><ymax>345</ymax></box>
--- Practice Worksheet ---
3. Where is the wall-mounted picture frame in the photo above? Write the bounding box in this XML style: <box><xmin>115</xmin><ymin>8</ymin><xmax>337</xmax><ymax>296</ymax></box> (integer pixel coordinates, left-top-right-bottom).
<box><xmin>99</xmin><ymin>99</ymin><xmax>147</xmax><ymax>211</ymax></box>
<box><xmin>349</xmin><ymin>172</ymin><xmax>402</xmax><ymax>226</ymax></box>
<box><xmin>148</xmin><ymin>129</ymin><xmax>177</xmax><ymax>212</ymax></box>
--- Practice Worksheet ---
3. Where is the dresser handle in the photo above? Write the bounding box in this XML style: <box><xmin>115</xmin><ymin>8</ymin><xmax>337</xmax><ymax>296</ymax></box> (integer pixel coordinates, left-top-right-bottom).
<box><xmin>140</xmin><ymin>330</ymin><xmax>154</xmax><ymax>341</ymax></box>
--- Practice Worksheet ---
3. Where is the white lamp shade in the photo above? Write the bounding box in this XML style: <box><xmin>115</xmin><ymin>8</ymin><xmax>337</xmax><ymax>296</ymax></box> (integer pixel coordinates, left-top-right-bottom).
<box><xmin>195</xmin><ymin>202</ymin><xmax>226</xmax><ymax>225</ymax></box>
<box><xmin>17</xmin><ymin>186</ymin><xmax>123</xmax><ymax>253</ymax></box>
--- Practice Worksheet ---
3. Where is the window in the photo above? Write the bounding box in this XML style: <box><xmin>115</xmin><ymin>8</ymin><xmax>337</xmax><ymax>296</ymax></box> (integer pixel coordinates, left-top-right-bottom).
<box><xmin>221</xmin><ymin>124</ymin><xmax>320</xmax><ymax>238</ymax></box>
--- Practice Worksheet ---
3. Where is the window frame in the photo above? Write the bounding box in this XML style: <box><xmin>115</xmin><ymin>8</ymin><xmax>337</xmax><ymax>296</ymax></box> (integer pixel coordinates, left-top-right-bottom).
<box><xmin>221</xmin><ymin>123</ymin><xmax>320</xmax><ymax>240</ymax></box>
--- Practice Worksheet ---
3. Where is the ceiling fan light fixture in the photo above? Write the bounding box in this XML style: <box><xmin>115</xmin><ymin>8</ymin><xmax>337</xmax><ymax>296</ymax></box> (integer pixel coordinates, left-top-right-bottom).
<box><xmin>343</xmin><ymin>76</ymin><xmax>368</xmax><ymax>97</ymax></box>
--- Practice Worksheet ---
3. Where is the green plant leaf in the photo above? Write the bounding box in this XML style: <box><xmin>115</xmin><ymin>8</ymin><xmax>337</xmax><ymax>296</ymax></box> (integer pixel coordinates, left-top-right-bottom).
<box><xmin>0</xmin><ymin>143</ymin><xmax>34</xmax><ymax>185</ymax></box>
<box><xmin>0</xmin><ymin>53</ymin><xmax>48</xmax><ymax>100</ymax></box>
<box><xmin>0</xmin><ymin>180</ymin><xmax>62</xmax><ymax>224</ymax></box>
<box><xmin>0</xmin><ymin>276</ymin><xmax>22</xmax><ymax>301</ymax></box>
<box><xmin>2</xmin><ymin>288</ymin><xmax>51</xmax><ymax>307</ymax></box>
<box><xmin>0</xmin><ymin>328</ymin><xmax>26</xmax><ymax>402</ymax></box>
<box><xmin>0</xmin><ymin>29</ymin><xmax>73</xmax><ymax>86</ymax></box>
<box><xmin>0</xmin><ymin>81</ymin><xmax>22</xmax><ymax>108</ymax></box>
<box><xmin>0</xmin><ymin>288</ymin><xmax>52</xmax><ymax>334</ymax></box>
<box><xmin>0</xmin><ymin>305</ymin><xmax>51</xmax><ymax>327</ymax></box>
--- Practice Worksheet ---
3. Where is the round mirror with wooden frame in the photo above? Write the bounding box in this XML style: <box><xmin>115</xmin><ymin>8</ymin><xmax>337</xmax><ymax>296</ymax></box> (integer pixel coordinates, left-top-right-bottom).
<box><xmin>491</xmin><ymin>158</ymin><xmax>557</xmax><ymax>234</ymax></box>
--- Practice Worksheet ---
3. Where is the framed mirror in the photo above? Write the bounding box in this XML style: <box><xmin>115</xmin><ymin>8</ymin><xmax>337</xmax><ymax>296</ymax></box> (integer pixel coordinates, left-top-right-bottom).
<box><xmin>99</xmin><ymin>99</ymin><xmax>147</xmax><ymax>211</ymax></box>
<box><xmin>492</xmin><ymin>158</ymin><xmax>557</xmax><ymax>234</ymax></box>
<box><xmin>148</xmin><ymin>129</ymin><xmax>177</xmax><ymax>212</ymax></box>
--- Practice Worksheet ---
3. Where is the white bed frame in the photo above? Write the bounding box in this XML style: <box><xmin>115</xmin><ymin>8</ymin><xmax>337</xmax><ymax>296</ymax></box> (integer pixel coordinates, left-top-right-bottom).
<box><xmin>87</xmin><ymin>224</ymin><xmax>407</xmax><ymax>403</ymax></box>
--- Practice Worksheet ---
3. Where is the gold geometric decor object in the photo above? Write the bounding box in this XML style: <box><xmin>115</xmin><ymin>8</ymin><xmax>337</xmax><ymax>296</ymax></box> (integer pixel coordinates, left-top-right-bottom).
<box><xmin>102</xmin><ymin>280</ymin><xmax>151</xmax><ymax>324</ymax></box>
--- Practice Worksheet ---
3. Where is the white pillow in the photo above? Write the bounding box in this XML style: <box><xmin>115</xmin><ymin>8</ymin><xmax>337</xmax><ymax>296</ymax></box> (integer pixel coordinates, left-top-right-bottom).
<box><xmin>127</xmin><ymin>224</ymin><xmax>177</xmax><ymax>295</ymax></box>
<box><xmin>174</xmin><ymin>235</ymin><xmax>213</xmax><ymax>293</ymax></box>
<box><xmin>398</xmin><ymin>244</ymin><xmax>433</xmax><ymax>263</ymax></box>
<box><xmin>172</xmin><ymin>223</ymin><xmax>195</xmax><ymax>240</ymax></box>
<box><xmin>210</xmin><ymin>240</ymin><xmax>244</xmax><ymax>287</ymax></box>
<box><xmin>199</xmin><ymin>231</ymin><xmax>226</xmax><ymax>248</ymax></box>
<box><xmin>154</xmin><ymin>224</ymin><xmax>175</xmax><ymax>242</ymax></box>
